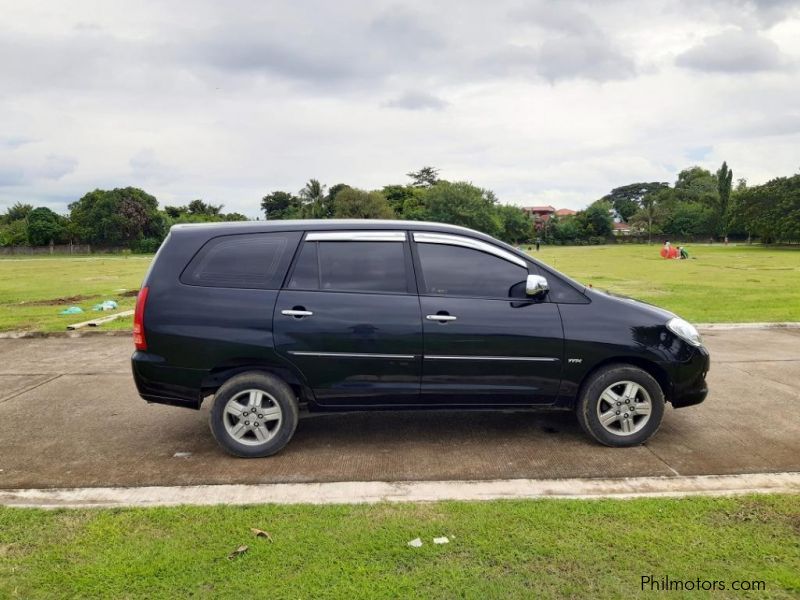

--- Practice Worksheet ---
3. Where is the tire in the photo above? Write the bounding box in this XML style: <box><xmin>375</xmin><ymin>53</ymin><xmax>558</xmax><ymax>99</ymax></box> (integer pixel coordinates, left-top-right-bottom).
<box><xmin>576</xmin><ymin>364</ymin><xmax>665</xmax><ymax>447</ymax></box>
<box><xmin>209</xmin><ymin>371</ymin><xmax>299</xmax><ymax>458</ymax></box>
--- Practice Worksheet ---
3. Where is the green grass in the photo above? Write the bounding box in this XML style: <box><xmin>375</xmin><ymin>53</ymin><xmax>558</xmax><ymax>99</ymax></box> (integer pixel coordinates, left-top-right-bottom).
<box><xmin>1</xmin><ymin>495</ymin><xmax>798</xmax><ymax>598</ymax></box>
<box><xmin>0</xmin><ymin>244</ymin><xmax>798</xmax><ymax>332</ymax></box>
<box><xmin>527</xmin><ymin>244</ymin><xmax>800</xmax><ymax>323</ymax></box>
<box><xmin>0</xmin><ymin>255</ymin><xmax>151</xmax><ymax>333</ymax></box>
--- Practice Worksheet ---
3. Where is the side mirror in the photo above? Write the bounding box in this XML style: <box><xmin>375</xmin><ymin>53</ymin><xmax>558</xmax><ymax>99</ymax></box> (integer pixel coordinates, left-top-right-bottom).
<box><xmin>526</xmin><ymin>274</ymin><xmax>549</xmax><ymax>297</ymax></box>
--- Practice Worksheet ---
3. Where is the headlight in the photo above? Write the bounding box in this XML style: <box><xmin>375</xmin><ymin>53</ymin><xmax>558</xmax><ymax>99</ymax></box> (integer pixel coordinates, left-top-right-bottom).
<box><xmin>667</xmin><ymin>317</ymin><xmax>703</xmax><ymax>347</ymax></box>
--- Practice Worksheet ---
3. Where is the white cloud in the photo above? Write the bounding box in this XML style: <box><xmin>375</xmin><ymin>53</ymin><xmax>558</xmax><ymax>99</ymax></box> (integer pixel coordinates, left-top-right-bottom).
<box><xmin>676</xmin><ymin>28</ymin><xmax>792</xmax><ymax>72</ymax></box>
<box><xmin>0</xmin><ymin>0</ymin><xmax>798</xmax><ymax>216</ymax></box>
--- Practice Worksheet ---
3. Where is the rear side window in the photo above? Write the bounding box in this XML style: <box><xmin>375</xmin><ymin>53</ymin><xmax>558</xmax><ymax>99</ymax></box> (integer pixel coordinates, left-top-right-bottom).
<box><xmin>181</xmin><ymin>232</ymin><xmax>301</xmax><ymax>289</ymax></box>
<box><xmin>288</xmin><ymin>241</ymin><xmax>408</xmax><ymax>293</ymax></box>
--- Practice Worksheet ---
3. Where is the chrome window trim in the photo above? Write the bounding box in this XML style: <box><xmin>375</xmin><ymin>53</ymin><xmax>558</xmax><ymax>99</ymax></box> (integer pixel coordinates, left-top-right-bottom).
<box><xmin>425</xmin><ymin>355</ymin><xmax>559</xmax><ymax>362</ymax></box>
<box><xmin>288</xmin><ymin>351</ymin><xmax>415</xmax><ymax>359</ymax></box>
<box><xmin>306</xmin><ymin>231</ymin><xmax>406</xmax><ymax>242</ymax></box>
<box><xmin>412</xmin><ymin>232</ymin><xmax>527</xmax><ymax>268</ymax></box>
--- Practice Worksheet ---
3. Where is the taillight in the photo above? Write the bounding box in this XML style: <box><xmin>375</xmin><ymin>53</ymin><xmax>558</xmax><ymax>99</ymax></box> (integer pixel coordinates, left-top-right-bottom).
<box><xmin>133</xmin><ymin>286</ymin><xmax>150</xmax><ymax>351</ymax></box>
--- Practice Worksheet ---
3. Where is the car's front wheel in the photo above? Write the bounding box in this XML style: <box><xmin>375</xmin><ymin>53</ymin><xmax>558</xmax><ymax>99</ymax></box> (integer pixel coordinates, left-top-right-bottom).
<box><xmin>576</xmin><ymin>364</ymin><xmax>665</xmax><ymax>447</ymax></box>
<box><xmin>209</xmin><ymin>371</ymin><xmax>299</xmax><ymax>458</ymax></box>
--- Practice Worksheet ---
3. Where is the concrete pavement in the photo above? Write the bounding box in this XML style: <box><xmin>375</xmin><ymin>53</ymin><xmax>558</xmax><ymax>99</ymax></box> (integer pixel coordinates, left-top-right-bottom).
<box><xmin>0</xmin><ymin>328</ymin><xmax>798</xmax><ymax>490</ymax></box>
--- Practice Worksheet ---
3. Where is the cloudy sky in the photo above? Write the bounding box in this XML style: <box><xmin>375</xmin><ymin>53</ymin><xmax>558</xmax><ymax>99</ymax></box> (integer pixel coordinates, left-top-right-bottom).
<box><xmin>1</xmin><ymin>0</ymin><xmax>799</xmax><ymax>217</ymax></box>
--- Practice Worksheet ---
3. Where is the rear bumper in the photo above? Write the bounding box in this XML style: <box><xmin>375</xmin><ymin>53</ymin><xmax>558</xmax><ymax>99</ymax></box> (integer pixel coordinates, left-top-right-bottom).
<box><xmin>132</xmin><ymin>351</ymin><xmax>206</xmax><ymax>410</ymax></box>
<box><xmin>669</xmin><ymin>345</ymin><xmax>710</xmax><ymax>408</ymax></box>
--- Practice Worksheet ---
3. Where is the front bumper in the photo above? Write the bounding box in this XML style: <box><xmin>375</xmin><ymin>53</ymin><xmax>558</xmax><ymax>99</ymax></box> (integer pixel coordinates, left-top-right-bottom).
<box><xmin>669</xmin><ymin>345</ymin><xmax>710</xmax><ymax>408</ymax></box>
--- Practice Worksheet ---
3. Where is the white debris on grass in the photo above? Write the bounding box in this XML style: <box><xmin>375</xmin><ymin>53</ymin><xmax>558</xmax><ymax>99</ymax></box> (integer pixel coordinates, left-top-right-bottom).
<box><xmin>407</xmin><ymin>538</ymin><xmax>423</xmax><ymax>548</ymax></box>
<box><xmin>433</xmin><ymin>536</ymin><xmax>449</xmax><ymax>545</ymax></box>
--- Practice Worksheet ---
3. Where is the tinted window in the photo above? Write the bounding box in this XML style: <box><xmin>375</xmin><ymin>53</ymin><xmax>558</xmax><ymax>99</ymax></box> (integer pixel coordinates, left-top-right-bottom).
<box><xmin>288</xmin><ymin>241</ymin><xmax>407</xmax><ymax>293</ymax></box>
<box><xmin>417</xmin><ymin>243</ymin><xmax>528</xmax><ymax>298</ymax></box>
<box><xmin>181</xmin><ymin>232</ymin><xmax>300</xmax><ymax>289</ymax></box>
<box><xmin>287</xmin><ymin>241</ymin><xmax>318</xmax><ymax>289</ymax></box>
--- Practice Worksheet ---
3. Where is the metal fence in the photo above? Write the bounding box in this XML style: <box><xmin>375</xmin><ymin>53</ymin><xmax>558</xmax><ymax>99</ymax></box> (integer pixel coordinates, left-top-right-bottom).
<box><xmin>0</xmin><ymin>244</ymin><xmax>93</xmax><ymax>255</ymax></box>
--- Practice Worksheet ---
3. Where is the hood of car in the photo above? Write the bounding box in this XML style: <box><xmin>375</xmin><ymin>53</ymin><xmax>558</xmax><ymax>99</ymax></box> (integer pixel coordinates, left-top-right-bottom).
<box><xmin>589</xmin><ymin>287</ymin><xmax>677</xmax><ymax>323</ymax></box>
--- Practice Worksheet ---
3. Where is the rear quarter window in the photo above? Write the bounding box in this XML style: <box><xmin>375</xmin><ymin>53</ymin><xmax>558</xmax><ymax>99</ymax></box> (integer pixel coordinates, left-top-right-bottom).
<box><xmin>180</xmin><ymin>232</ymin><xmax>301</xmax><ymax>289</ymax></box>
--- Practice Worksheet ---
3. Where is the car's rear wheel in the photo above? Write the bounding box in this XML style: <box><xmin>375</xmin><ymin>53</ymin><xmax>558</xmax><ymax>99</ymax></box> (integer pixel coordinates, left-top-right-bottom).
<box><xmin>576</xmin><ymin>364</ymin><xmax>665</xmax><ymax>447</ymax></box>
<box><xmin>209</xmin><ymin>371</ymin><xmax>299</xmax><ymax>457</ymax></box>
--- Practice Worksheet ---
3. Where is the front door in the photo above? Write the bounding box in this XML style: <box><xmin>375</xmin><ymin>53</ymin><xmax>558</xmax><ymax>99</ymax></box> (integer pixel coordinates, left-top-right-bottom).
<box><xmin>274</xmin><ymin>231</ymin><xmax>422</xmax><ymax>406</ymax></box>
<box><xmin>412</xmin><ymin>232</ymin><xmax>563</xmax><ymax>405</ymax></box>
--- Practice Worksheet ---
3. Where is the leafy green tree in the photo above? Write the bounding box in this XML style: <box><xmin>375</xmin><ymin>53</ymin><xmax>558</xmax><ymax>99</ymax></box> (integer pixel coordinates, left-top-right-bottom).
<box><xmin>261</xmin><ymin>191</ymin><xmax>300</xmax><ymax>220</ymax></box>
<box><xmin>326</xmin><ymin>183</ymin><xmax>350</xmax><ymax>205</ymax></box>
<box><xmin>551</xmin><ymin>215</ymin><xmax>583</xmax><ymax>242</ymax></box>
<box><xmin>69</xmin><ymin>187</ymin><xmax>164</xmax><ymax>246</ymax></box>
<box><xmin>414</xmin><ymin>181</ymin><xmax>501</xmax><ymax>237</ymax></box>
<box><xmin>382</xmin><ymin>184</ymin><xmax>424</xmax><ymax>218</ymax></box>
<box><xmin>26</xmin><ymin>207</ymin><xmax>67</xmax><ymax>245</ymax></box>
<box><xmin>662</xmin><ymin>202</ymin><xmax>715</xmax><ymax>238</ymax></box>
<box><xmin>332</xmin><ymin>188</ymin><xmax>394</xmax><ymax>219</ymax></box>
<box><xmin>601</xmin><ymin>182</ymin><xmax>668</xmax><ymax>222</ymax></box>
<box><xmin>576</xmin><ymin>200</ymin><xmax>613</xmax><ymax>237</ymax></box>
<box><xmin>734</xmin><ymin>174</ymin><xmax>800</xmax><ymax>243</ymax></box>
<box><xmin>715</xmin><ymin>161</ymin><xmax>734</xmax><ymax>238</ymax></box>
<box><xmin>187</xmin><ymin>199</ymin><xmax>222</xmax><ymax>216</ymax></box>
<box><xmin>163</xmin><ymin>205</ymin><xmax>184</xmax><ymax>219</ymax></box>
<box><xmin>406</xmin><ymin>166</ymin><xmax>440</xmax><ymax>188</ymax></box>
<box><xmin>495</xmin><ymin>204</ymin><xmax>532</xmax><ymax>244</ymax></box>
<box><xmin>0</xmin><ymin>219</ymin><xmax>29</xmax><ymax>246</ymax></box>
<box><xmin>3</xmin><ymin>202</ymin><xmax>33</xmax><ymax>224</ymax></box>
<box><xmin>674</xmin><ymin>166</ymin><xmax>718</xmax><ymax>207</ymax></box>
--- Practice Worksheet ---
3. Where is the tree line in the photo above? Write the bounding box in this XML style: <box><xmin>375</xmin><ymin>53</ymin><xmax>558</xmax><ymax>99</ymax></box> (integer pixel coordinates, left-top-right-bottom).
<box><xmin>1</xmin><ymin>163</ymin><xmax>798</xmax><ymax>250</ymax></box>
<box><xmin>533</xmin><ymin>162</ymin><xmax>798</xmax><ymax>245</ymax></box>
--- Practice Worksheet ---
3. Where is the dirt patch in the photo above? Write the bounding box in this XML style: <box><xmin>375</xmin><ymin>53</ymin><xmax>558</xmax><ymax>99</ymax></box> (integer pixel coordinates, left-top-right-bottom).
<box><xmin>119</xmin><ymin>290</ymin><xmax>140</xmax><ymax>297</ymax></box>
<box><xmin>18</xmin><ymin>295</ymin><xmax>93</xmax><ymax>306</ymax></box>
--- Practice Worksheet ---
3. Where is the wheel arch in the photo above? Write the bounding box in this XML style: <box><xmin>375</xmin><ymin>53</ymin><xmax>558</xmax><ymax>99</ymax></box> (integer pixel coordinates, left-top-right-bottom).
<box><xmin>577</xmin><ymin>356</ymin><xmax>672</xmax><ymax>404</ymax></box>
<box><xmin>200</xmin><ymin>360</ymin><xmax>315</xmax><ymax>407</ymax></box>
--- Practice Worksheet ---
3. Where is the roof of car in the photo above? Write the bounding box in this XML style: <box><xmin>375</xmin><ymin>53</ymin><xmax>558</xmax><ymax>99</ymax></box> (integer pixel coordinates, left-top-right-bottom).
<box><xmin>171</xmin><ymin>219</ymin><xmax>489</xmax><ymax>238</ymax></box>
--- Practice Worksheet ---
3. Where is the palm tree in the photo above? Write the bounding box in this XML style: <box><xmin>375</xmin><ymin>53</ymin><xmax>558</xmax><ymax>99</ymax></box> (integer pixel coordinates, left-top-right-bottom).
<box><xmin>299</xmin><ymin>179</ymin><xmax>327</xmax><ymax>218</ymax></box>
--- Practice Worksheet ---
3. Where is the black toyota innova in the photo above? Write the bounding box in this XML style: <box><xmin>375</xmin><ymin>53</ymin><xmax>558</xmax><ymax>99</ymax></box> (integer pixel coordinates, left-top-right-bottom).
<box><xmin>132</xmin><ymin>220</ymin><xmax>709</xmax><ymax>457</ymax></box>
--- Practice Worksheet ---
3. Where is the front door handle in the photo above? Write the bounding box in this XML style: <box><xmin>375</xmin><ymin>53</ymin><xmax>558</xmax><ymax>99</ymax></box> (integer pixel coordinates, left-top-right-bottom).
<box><xmin>426</xmin><ymin>314</ymin><xmax>457</xmax><ymax>322</ymax></box>
<box><xmin>281</xmin><ymin>309</ymin><xmax>314</xmax><ymax>318</ymax></box>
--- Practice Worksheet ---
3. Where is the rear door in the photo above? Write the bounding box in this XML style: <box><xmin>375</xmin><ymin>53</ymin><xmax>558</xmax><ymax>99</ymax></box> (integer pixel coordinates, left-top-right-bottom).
<box><xmin>274</xmin><ymin>231</ymin><xmax>422</xmax><ymax>406</ymax></box>
<box><xmin>412</xmin><ymin>232</ymin><xmax>564</xmax><ymax>405</ymax></box>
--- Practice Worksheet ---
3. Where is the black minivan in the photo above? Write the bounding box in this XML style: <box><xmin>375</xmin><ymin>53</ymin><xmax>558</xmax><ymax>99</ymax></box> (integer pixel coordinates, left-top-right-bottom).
<box><xmin>132</xmin><ymin>220</ymin><xmax>709</xmax><ymax>457</ymax></box>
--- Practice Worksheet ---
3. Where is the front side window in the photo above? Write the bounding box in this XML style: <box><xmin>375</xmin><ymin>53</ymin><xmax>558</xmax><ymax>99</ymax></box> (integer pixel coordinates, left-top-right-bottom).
<box><xmin>417</xmin><ymin>242</ymin><xmax>528</xmax><ymax>298</ymax></box>
<box><xmin>288</xmin><ymin>240</ymin><xmax>408</xmax><ymax>294</ymax></box>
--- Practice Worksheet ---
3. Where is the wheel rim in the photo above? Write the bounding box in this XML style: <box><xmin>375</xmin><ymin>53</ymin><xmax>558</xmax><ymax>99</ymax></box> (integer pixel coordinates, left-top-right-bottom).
<box><xmin>222</xmin><ymin>389</ymin><xmax>283</xmax><ymax>446</ymax></box>
<box><xmin>596</xmin><ymin>380</ymin><xmax>653</xmax><ymax>436</ymax></box>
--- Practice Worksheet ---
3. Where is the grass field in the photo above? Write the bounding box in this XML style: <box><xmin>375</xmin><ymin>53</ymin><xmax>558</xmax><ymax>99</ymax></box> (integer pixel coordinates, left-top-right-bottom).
<box><xmin>0</xmin><ymin>256</ymin><xmax>149</xmax><ymax>332</ymax></box>
<box><xmin>2</xmin><ymin>495</ymin><xmax>798</xmax><ymax>599</ymax></box>
<box><xmin>0</xmin><ymin>244</ymin><xmax>798</xmax><ymax>332</ymax></box>
<box><xmin>528</xmin><ymin>244</ymin><xmax>800</xmax><ymax>323</ymax></box>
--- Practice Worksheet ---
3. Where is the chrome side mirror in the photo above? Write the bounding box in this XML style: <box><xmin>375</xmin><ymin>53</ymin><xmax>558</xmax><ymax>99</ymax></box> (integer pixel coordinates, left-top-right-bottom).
<box><xmin>526</xmin><ymin>274</ymin><xmax>549</xmax><ymax>297</ymax></box>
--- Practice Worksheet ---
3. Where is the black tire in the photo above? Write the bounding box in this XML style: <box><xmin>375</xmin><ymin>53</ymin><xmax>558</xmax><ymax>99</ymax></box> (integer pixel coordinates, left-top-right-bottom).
<box><xmin>576</xmin><ymin>364</ymin><xmax>665</xmax><ymax>447</ymax></box>
<box><xmin>209</xmin><ymin>371</ymin><xmax>299</xmax><ymax>458</ymax></box>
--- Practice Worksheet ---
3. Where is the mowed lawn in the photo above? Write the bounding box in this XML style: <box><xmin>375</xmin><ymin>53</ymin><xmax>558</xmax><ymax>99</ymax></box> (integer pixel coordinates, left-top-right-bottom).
<box><xmin>0</xmin><ymin>256</ymin><xmax>151</xmax><ymax>332</ymax></box>
<box><xmin>2</xmin><ymin>496</ymin><xmax>799</xmax><ymax>599</ymax></box>
<box><xmin>528</xmin><ymin>244</ymin><xmax>800</xmax><ymax>323</ymax></box>
<box><xmin>0</xmin><ymin>244</ymin><xmax>798</xmax><ymax>332</ymax></box>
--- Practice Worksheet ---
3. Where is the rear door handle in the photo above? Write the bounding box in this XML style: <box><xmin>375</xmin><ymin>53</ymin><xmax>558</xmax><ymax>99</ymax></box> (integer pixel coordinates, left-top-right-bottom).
<box><xmin>426</xmin><ymin>314</ymin><xmax>457</xmax><ymax>322</ymax></box>
<box><xmin>281</xmin><ymin>309</ymin><xmax>314</xmax><ymax>317</ymax></box>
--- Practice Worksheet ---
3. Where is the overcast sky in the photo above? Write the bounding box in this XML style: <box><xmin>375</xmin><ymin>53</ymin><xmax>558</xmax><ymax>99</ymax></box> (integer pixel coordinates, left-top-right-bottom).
<box><xmin>1</xmin><ymin>0</ymin><xmax>799</xmax><ymax>217</ymax></box>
